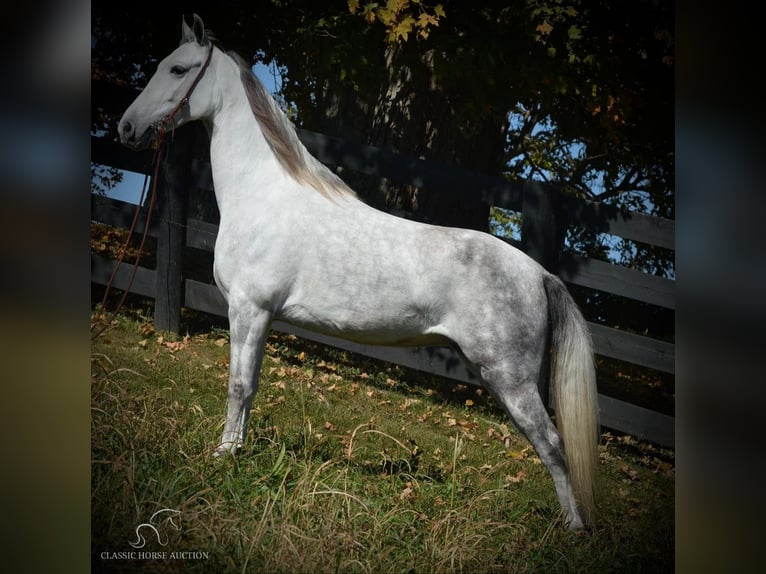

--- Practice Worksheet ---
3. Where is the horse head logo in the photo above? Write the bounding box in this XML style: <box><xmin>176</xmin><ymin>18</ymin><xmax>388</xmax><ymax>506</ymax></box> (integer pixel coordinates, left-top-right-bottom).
<box><xmin>128</xmin><ymin>508</ymin><xmax>182</xmax><ymax>549</ymax></box>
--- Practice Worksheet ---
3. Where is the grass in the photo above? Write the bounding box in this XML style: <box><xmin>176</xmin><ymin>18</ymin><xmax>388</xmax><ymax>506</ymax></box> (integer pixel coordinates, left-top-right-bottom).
<box><xmin>91</xmin><ymin>309</ymin><xmax>674</xmax><ymax>573</ymax></box>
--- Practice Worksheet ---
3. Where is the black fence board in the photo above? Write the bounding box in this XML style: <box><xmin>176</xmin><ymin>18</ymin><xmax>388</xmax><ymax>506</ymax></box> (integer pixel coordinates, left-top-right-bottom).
<box><xmin>562</xmin><ymin>197</ymin><xmax>674</xmax><ymax>250</ymax></box>
<box><xmin>91</xmin><ymin>254</ymin><xmax>155</xmax><ymax>298</ymax></box>
<box><xmin>598</xmin><ymin>394</ymin><xmax>674</xmax><ymax>447</ymax></box>
<box><xmin>589</xmin><ymin>323</ymin><xmax>674</xmax><ymax>374</ymax></box>
<box><xmin>560</xmin><ymin>253</ymin><xmax>676</xmax><ymax>309</ymax></box>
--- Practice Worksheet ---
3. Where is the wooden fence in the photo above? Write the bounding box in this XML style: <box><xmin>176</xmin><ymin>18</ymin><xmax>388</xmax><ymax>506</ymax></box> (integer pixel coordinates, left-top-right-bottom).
<box><xmin>91</xmin><ymin>83</ymin><xmax>674</xmax><ymax>446</ymax></box>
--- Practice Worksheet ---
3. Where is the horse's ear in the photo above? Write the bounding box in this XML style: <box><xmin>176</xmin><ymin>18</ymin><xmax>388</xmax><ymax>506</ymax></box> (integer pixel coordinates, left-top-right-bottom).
<box><xmin>180</xmin><ymin>13</ymin><xmax>208</xmax><ymax>46</ymax></box>
<box><xmin>180</xmin><ymin>15</ymin><xmax>194</xmax><ymax>44</ymax></box>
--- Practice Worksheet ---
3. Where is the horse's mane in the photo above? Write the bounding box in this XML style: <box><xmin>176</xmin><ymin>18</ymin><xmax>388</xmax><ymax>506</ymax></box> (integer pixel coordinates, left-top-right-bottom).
<box><xmin>226</xmin><ymin>51</ymin><xmax>354</xmax><ymax>200</ymax></box>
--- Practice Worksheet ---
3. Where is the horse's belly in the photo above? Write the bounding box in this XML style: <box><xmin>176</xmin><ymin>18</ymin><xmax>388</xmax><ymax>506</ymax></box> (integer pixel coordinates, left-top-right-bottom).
<box><xmin>277</xmin><ymin>296</ymin><xmax>451</xmax><ymax>347</ymax></box>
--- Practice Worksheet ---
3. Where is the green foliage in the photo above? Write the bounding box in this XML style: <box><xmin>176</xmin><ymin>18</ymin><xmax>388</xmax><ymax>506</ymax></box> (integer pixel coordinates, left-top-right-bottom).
<box><xmin>489</xmin><ymin>206</ymin><xmax>521</xmax><ymax>242</ymax></box>
<box><xmin>91</xmin><ymin>313</ymin><xmax>674</xmax><ymax>573</ymax></box>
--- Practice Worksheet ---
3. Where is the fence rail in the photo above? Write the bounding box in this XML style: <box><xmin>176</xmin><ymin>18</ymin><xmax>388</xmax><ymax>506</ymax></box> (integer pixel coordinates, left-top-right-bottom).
<box><xmin>91</xmin><ymin>91</ymin><xmax>674</xmax><ymax>446</ymax></box>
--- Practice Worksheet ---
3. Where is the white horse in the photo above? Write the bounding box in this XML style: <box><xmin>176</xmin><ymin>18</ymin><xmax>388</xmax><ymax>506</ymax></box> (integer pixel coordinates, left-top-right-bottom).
<box><xmin>118</xmin><ymin>14</ymin><xmax>598</xmax><ymax>529</ymax></box>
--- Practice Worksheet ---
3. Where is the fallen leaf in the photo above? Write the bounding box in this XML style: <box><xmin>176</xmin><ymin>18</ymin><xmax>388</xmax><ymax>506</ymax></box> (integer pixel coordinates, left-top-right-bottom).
<box><xmin>400</xmin><ymin>398</ymin><xmax>421</xmax><ymax>410</ymax></box>
<box><xmin>505</xmin><ymin>471</ymin><xmax>526</xmax><ymax>484</ymax></box>
<box><xmin>508</xmin><ymin>447</ymin><xmax>531</xmax><ymax>460</ymax></box>
<box><xmin>138</xmin><ymin>323</ymin><xmax>155</xmax><ymax>337</ymax></box>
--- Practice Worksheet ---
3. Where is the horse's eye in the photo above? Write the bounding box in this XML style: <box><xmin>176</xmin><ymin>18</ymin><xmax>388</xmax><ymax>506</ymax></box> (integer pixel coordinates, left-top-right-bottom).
<box><xmin>170</xmin><ymin>65</ymin><xmax>187</xmax><ymax>76</ymax></box>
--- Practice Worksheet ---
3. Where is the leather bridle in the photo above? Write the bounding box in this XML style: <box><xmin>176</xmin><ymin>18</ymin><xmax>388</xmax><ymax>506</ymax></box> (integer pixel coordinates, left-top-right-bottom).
<box><xmin>91</xmin><ymin>44</ymin><xmax>215</xmax><ymax>339</ymax></box>
<box><xmin>156</xmin><ymin>43</ymin><xmax>215</xmax><ymax>139</ymax></box>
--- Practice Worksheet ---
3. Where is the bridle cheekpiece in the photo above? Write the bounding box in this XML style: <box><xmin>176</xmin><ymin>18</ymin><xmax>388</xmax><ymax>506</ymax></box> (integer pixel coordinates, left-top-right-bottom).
<box><xmin>156</xmin><ymin>43</ymin><xmax>215</xmax><ymax>140</ymax></box>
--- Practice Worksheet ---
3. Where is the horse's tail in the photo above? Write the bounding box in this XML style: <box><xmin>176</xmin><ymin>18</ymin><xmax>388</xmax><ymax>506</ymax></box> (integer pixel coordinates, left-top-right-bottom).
<box><xmin>543</xmin><ymin>272</ymin><xmax>599</xmax><ymax>524</ymax></box>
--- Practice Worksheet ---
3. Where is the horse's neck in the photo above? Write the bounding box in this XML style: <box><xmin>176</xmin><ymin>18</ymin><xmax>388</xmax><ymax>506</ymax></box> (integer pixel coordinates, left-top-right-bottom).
<box><xmin>207</xmin><ymin>56</ymin><xmax>284</xmax><ymax>216</ymax></box>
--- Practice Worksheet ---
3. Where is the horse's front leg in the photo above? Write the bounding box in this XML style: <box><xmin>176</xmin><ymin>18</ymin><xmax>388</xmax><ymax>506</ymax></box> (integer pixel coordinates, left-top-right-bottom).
<box><xmin>214</xmin><ymin>307</ymin><xmax>272</xmax><ymax>457</ymax></box>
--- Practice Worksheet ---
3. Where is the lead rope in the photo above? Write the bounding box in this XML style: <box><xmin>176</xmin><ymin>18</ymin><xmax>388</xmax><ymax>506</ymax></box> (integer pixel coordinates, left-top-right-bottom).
<box><xmin>91</xmin><ymin>44</ymin><xmax>214</xmax><ymax>340</ymax></box>
<box><xmin>90</xmin><ymin>129</ymin><xmax>167</xmax><ymax>340</ymax></box>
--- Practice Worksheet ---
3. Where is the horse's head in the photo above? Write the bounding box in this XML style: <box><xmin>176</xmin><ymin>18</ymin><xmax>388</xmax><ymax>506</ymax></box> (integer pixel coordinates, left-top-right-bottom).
<box><xmin>118</xmin><ymin>14</ymin><xmax>215</xmax><ymax>150</ymax></box>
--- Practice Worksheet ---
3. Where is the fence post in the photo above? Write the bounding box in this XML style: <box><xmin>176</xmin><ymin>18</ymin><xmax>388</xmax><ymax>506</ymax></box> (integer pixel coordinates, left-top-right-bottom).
<box><xmin>154</xmin><ymin>126</ymin><xmax>194</xmax><ymax>334</ymax></box>
<box><xmin>522</xmin><ymin>181</ymin><xmax>564</xmax><ymax>408</ymax></box>
<box><xmin>521</xmin><ymin>181</ymin><xmax>564</xmax><ymax>275</ymax></box>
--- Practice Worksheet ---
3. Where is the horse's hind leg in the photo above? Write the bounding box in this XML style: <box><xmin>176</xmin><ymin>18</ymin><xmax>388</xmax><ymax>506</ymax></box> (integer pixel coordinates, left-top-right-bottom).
<box><xmin>214</xmin><ymin>307</ymin><xmax>272</xmax><ymax>456</ymax></box>
<box><xmin>480</xmin><ymin>364</ymin><xmax>584</xmax><ymax>529</ymax></box>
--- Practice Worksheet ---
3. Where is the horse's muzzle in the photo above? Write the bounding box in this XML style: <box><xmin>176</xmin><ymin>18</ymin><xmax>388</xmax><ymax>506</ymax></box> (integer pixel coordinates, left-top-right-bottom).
<box><xmin>118</xmin><ymin>117</ymin><xmax>154</xmax><ymax>150</ymax></box>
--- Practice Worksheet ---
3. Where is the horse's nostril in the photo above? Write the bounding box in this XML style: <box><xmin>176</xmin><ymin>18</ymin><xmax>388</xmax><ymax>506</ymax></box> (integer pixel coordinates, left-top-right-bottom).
<box><xmin>120</xmin><ymin>120</ymin><xmax>134</xmax><ymax>139</ymax></box>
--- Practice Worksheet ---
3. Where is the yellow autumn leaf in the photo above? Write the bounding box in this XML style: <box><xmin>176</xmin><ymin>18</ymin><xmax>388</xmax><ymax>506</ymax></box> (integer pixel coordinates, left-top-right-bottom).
<box><xmin>362</xmin><ymin>5</ymin><xmax>377</xmax><ymax>24</ymax></box>
<box><xmin>417</xmin><ymin>12</ymin><xmax>437</xmax><ymax>29</ymax></box>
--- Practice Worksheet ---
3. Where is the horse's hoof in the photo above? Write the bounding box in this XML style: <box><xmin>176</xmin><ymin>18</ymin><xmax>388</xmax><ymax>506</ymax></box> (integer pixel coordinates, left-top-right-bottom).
<box><xmin>565</xmin><ymin>517</ymin><xmax>585</xmax><ymax>531</ymax></box>
<box><xmin>213</xmin><ymin>444</ymin><xmax>241</xmax><ymax>458</ymax></box>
